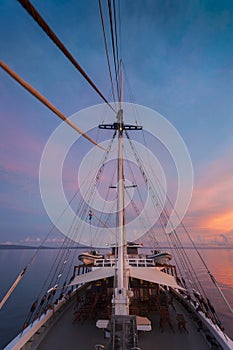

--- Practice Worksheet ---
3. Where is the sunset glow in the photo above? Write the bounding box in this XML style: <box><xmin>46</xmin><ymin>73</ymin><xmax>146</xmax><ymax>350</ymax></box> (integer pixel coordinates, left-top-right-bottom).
<box><xmin>0</xmin><ymin>1</ymin><xmax>233</xmax><ymax>246</ymax></box>
<box><xmin>203</xmin><ymin>210</ymin><xmax>233</xmax><ymax>233</ymax></box>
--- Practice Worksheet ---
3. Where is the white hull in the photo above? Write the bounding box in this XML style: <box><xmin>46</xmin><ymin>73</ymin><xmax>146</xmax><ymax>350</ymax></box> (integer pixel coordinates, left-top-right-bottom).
<box><xmin>78</xmin><ymin>251</ymin><xmax>104</xmax><ymax>265</ymax></box>
<box><xmin>147</xmin><ymin>252</ymin><xmax>172</xmax><ymax>265</ymax></box>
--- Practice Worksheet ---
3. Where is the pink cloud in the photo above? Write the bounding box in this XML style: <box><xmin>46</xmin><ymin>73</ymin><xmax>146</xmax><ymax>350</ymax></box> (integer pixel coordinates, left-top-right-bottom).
<box><xmin>21</xmin><ymin>236</ymin><xmax>41</xmax><ymax>243</ymax></box>
<box><xmin>45</xmin><ymin>237</ymin><xmax>65</xmax><ymax>243</ymax></box>
<box><xmin>0</xmin><ymin>117</ymin><xmax>81</xmax><ymax>215</ymax></box>
<box><xmin>0</xmin><ymin>122</ymin><xmax>44</xmax><ymax>179</ymax></box>
<box><xmin>0</xmin><ymin>194</ymin><xmax>40</xmax><ymax>214</ymax></box>
<box><xmin>186</xmin><ymin>148</ymin><xmax>233</xmax><ymax>238</ymax></box>
<box><xmin>1</xmin><ymin>241</ymin><xmax>16</xmax><ymax>245</ymax></box>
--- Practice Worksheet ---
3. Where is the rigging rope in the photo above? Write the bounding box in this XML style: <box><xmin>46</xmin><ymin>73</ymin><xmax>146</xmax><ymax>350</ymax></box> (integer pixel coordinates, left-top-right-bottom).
<box><xmin>125</xmin><ymin>130</ymin><xmax>207</xmax><ymax>293</ymax></box>
<box><xmin>0</xmin><ymin>61</ymin><xmax>106</xmax><ymax>150</ymax></box>
<box><xmin>178</xmin><ymin>212</ymin><xmax>233</xmax><ymax>314</ymax></box>
<box><xmin>91</xmin><ymin>211</ymin><xmax>116</xmax><ymax>237</ymax></box>
<box><xmin>117</xmin><ymin>0</ymin><xmax>122</xmax><ymax>59</ymax></box>
<box><xmin>149</xmin><ymin>158</ymin><xmax>233</xmax><ymax>316</ymax></box>
<box><xmin>113</xmin><ymin>0</ymin><xmax>120</xmax><ymax>83</ymax></box>
<box><xmin>17</xmin><ymin>0</ymin><xmax>116</xmax><ymax>114</ymax></box>
<box><xmin>98</xmin><ymin>0</ymin><xmax>116</xmax><ymax>103</ymax></box>
<box><xmin>123</xmin><ymin>128</ymin><xmax>207</xmax><ymax>303</ymax></box>
<box><xmin>107</xmin><ymin>0</ymin><xmax>120</xmax><ymax>99</ymax></box>
<box><xmin>20</xmin><ymin>190</ymin><xmax>86</xmax><ymax>324</ymax></box>
<box><xmin>0</xmin><ymin>184</ymin><xmax>81</xmax><ymax>312</ymax></box>
<box><xmin>26</xmin><ymin>135</ymin><xmax>118</xmax><ymax>321</ymax></box>
<box><xmin>125</xmin><ymin>128</ymin><xmax>232</xmax><ymax>321</ymax></box>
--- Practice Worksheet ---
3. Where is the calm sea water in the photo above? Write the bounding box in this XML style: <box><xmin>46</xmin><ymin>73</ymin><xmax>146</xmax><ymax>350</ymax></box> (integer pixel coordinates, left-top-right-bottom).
<box><xmin>0</xmin><ymin>248</ymin><xmax>232</xmax><ymax>349</ymax></box>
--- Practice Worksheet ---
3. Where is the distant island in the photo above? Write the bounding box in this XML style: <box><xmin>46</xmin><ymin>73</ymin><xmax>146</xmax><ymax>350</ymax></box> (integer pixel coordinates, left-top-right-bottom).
<box><xmin>0</xmin><ymin>243</ymin><xmax>232</xmax><ymax>250</ymax></box>
<box><xmin>0</xmin><ymin>244</ymin><xmax>87</xmax><ymax>250</ymax></box>
<box><xmin>0</xmin><ymin>244</ymin><xmax>57</xmax><ymax>250</ymax></box>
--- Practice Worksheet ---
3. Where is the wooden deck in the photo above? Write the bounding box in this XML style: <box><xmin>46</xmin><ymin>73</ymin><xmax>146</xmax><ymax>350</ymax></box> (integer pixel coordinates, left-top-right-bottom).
<box><xmin>37</xmin><ymin>302</ymin><xmax>109</xmax><ymax>349</ymax></box>
<box><xmin>36</xmin><ymin>290</ymin><xmax>212</xmax><ymax>350</ymax></box>
<box><xmin>138</xmin><ymin>298</ymin><xmax>210</xmax><ymax>350</ymax></box>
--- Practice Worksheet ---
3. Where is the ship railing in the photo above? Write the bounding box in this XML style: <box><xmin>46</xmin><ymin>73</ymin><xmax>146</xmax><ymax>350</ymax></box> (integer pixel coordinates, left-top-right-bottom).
<box><xmin>4</xmin><ymin>290</ymin><xmax>77</xmax><ymax>350</ymax></box>
<box><xmin>93</xmin><ymin>257</ymin><xmax>155</xmax><ymax>267</ymax></box>
<box><xmin>128</xmin><ymin>258</ymin><xmax>154</xmax><ymax>267</ymax></box>
<box><xmin>93</xmin><ymin>258</ymin><xmax>116</xmax><ymax>267</ymax></box>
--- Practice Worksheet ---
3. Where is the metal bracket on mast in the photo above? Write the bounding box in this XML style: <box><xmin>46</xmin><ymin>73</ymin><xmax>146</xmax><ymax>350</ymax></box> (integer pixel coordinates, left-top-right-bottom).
<box><xmin>109</xmin><ymin>185</ymin><xmax>137</xmax><ymax>189</ymax></box>
<box><xmin>99</xmin><ymin>123</ymin><xmax>142</xmax><ymax>130</ymax></box>
<box><xmin>99</xmin><ymin>107</ymin><xmax>142</xmax><ymax>131</ymax></box>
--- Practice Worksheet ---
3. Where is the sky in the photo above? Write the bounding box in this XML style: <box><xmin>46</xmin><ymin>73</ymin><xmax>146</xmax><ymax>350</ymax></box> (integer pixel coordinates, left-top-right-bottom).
<box><xmin>0</xmin><ymin>0</ymin><xmax>233</xmax><ymax>246</ymax></box>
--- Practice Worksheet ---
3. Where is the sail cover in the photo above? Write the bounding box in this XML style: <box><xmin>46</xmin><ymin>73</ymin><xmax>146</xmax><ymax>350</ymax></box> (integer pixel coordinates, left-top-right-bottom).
<box><xmin>68</xmin><ymin>266</ymin><xmax>183</xmax><ymax>290</ymax></box>
<box><xmin>129</xmin><ymin>267</ymin><xmax>183</xmax><ymax>290</ymax></box>
<box><xmin>69</xmin><ymin>267</ymin><xmax>115</xmax><ymax>286</ymax></box>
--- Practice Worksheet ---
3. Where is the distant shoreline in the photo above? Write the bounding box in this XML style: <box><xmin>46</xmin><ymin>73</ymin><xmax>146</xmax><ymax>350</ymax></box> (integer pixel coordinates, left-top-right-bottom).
<box><xmin>0</xmin><ymin>244</ymin><xmax>87</xmax><ymax>250</ymax></box>
<box><xmin>0</xmin><ymin>244</ymin><xmax>232</xmax><ymax>250</ymax></box>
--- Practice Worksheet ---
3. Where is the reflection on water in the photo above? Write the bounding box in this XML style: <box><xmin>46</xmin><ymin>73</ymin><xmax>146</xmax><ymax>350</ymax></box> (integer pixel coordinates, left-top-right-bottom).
<box><xmin>0</xmin><ymin>248</ymin><xmax>232</xmax><ymax>348</ymax></box>
<box><xmin>194</xmin><ymin>248</ymin><xmax>233</xmax><ymax>338</ymax></box>
<box><xmin>0</xmin><ymin>249</ymin><xmax>61</xmax><ymax>348</ymax></box>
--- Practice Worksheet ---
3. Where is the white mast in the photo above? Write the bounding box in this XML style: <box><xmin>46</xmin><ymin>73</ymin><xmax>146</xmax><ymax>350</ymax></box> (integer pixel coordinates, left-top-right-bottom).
<box><xmin>114</xmin><ymin>59</ymin><xmax>129</xmax><ymax>315</ymax></box>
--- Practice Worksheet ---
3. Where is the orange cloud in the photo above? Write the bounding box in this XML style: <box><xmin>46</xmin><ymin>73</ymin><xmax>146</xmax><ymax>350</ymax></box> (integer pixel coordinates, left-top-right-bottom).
<box><xmin>203</xmin><ymin>210</ymin><xmax>233</xmax><ymax>232</ymax></box>
<box><xmin>186</xmin><ymin>148</ymin><xmax>233</xmax><ymax>238</ymax></box>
